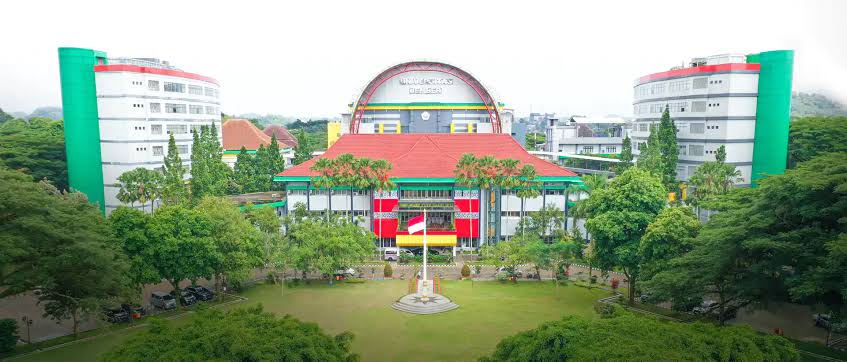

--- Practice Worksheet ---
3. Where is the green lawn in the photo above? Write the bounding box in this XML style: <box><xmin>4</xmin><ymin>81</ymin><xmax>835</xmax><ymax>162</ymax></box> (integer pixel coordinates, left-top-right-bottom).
<box><xmin>13</xmin><ymin>280</ymin><xmax>611</xmax><ymax>362</ymax></box>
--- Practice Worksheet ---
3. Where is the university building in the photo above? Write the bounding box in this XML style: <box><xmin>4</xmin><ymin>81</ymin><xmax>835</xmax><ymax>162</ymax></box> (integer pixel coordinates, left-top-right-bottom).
<box><xmin>277</xmin><ymin>61</ymin><xmax>582</xmax><ymax>252</ymax></box>
<box><xmin>631</xmin><ymin>50</ymin><xmax>794</xmax><ymax>186</ymax></box>
<box><xmin>58</xmin><ymin>48</ymin><xmax>222</xmax><ymax>214</ymax></box>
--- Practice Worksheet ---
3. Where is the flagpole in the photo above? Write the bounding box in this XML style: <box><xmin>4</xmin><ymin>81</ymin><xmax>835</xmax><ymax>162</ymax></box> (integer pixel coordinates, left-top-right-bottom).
<box><xmin>423</xmin><ymin>209</ymin><xmax>427</xmax><ymax>283</ymax></box>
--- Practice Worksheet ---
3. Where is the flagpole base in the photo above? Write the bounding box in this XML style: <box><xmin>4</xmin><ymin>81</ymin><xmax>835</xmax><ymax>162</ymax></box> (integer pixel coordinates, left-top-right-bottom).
<box><xmin>392</xmin><ymin>293</ymin><xmax>459</xmax><ymax>315</ymax></box>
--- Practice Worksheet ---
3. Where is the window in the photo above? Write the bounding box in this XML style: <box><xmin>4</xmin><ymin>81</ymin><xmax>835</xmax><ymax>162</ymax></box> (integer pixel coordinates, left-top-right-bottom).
<box><xmin>668</xmin><ymin>79</ymin><xmax>690</xmax><ymax>93</ymax></box>
<box><xmin>188</xmin><ymin>85</ymin><xmax>203</xmax><ymax>95</ymax></box>
<box><xmin>400</xmin><ymin>189</ymin><xmax>452</xmax><ymax>200</ymax></box>
<box><xmin>604</xmin><ymin>146</ymin><xmax>617</xmax><ymax>153</ymax></box>
<box><xmin>164</xmin><ymin>82</ymin><xmax>185</xmax><ymax>93</ymax></box>
<box><xmin>190</xmin><ymin>124</ymin><xmax>204</xmax><ymax>133</ymax></box>
<box><xmin>204</xmin><ymin>87</ymin><xmax>217</xmax><ymax>97</ymax></box>
<box><xmin>165</xmin><ymin>103</ymin><xmax>186</xmax><ymax>113</ymax></box>
<box><xmin>689</xmin><ymin>123</ymin><xmax>705</xmax><ymax>134</ymax></box>
<box><xmin>149</xmin><ymin>103</ymin><xmax>161</xmax><ymax>113</ymax></box>
<box><xmin>177</xmin><ymin>145</ymin><xmax>189</xmax><ymax>154</ymax></box>
<box><xmin>678</xmin><ymin>145</ymin><xmax>687</xmax><ymax>155</ymax></box>
<box><xmin>152</xmin><ymin>146</ymin><xmax>164</xmax><ymax>156</ymax></box>
<box><xmin>689</xmin><ymin>145</ymin><xmax>704</xmax><ymax>156</ymax></box>
<box><xmin>692</xmin><ymin>101</ymin><xmax>707</xmax><ymax>112</ymax></box>
<box><xmin>148</xmin><ymin>80</ymin><xmax>160</xmax><ymax>91</ymax></box>
<box><xmin>638</xmin><ymin>123</ymin><xmax>649</xmax><ymax>132</ymax></box>
<box><xmin>205</xmin><ymin>106</ymin><xmax>216</xmax><ymax>115</ymax></box>
<box><xmin>151</xmin><ymin>125</ymin><xmax>162</xmax><ymax>135</ymax></box>
<box><xmin>580</xmin><ymin>146</ymin><xmax>594</xmax><ymax>154</ymax></box>
<box><xmin>692</xmin><ymin>77</ymin><xmax>708</xmax><ymax>89</ymax></box>
<box><xmin>649</xmin><ymin>104</ymin><xmax>665</xmax><ymax>113</ymax></box>
<box><xmin>189</xmin><ymin>105</ymin><xmax>203</xmax><ymax>114</ymax></box>
<box><xmin>501</xmin><ymin>211</ymin><xmax>521</xmax><ymax>217</ymax></box>
<box><xmin>668</xmin><ymin>101</ymin><xmax>687</xmax><ymax>113</ymax></box>
<box><xmin>649</xmin><ymin>83</ymin><xmax>665</xmax><ymax>95</ymax></box>
<box><xmin>287</xmin><ymin>189</ymin><xmax>307</xmax><ymax>196</ymax></box>
<box><xmin>544</xmin><ymin>189</ymin><xmax>564</xmax><ymax>195</ymax></box>
<box><xmin>166</xmin><ymin>124</ymin><xmax>188</xmax><ymax>134</ymax></box>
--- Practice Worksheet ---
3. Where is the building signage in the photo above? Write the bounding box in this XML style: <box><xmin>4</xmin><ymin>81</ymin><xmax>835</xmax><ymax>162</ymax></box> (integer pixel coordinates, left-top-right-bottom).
<box><xmin>400</xmin><ymin>77</ymin><xmax>454</xmax><ymax>95</ymax></box>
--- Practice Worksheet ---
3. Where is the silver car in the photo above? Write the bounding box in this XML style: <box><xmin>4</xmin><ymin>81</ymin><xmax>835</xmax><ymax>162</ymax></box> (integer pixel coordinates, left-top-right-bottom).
<box><xmin>151</xmin><ymin>291</ymin><xmax>176</xmax><ymax>310</ymax></box>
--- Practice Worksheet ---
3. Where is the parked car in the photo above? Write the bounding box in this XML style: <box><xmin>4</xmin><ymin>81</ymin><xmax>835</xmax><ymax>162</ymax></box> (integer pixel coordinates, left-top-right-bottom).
<box><xmin>384</xmin><ymin>248</ymin><xmax>399</xmax><ymax>261</ymax></box>
<box><xmin>151</xmin><ymin>291</ymin><xmax>176</xmax><ymax>310</ymax></box>
<box><xmin>690</xmin><ymin>300</ymin><xmax>737</xmax><ymax>319</ymax></box>
<box><xmin>814</xmin><ymin>314</ymin><xmax>847</xmax><ymax>332</ymax></box>
<box><xmin>497</xmin><ymin>266</ymin><xmax>523</xmax><ymax>278</ymax></box>
<box><xmin>121</xmin><ymin>303</ymin><xmax>146</xmax><ymax>319</ymax></box>
<box><xmin>334</xmin><ymin>268</ymin><xmax>356</xmax><ymax>278</ymax></box>
<box><xmin>103</xmin><ymin>306</ymin><xmax>130</xmax><ymax>323</ymax></box>
<box><xmin>171</xmin><ymin>289</ymin><xmax>197</xmax><ymax>306</ymax></box>
<box><xmin>185</xmin><ymin>285</ymin><xmax>214</xmax><ymax>301</ymax></box>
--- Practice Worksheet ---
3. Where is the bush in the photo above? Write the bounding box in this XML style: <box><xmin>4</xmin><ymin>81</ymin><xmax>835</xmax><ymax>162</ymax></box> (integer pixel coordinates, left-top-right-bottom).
<box><xmin>0</xmin><ymin>318</ymin><xmax>18</xmax><ymax>353</ymax></box>
<box><xmin>460</xmin><ymin>264</ymin><xmax>471</xmax><ymax>278</ymax></box>
<box><xmin>495</xmin><ymin>272</ymin><xmax>509</xmax><ymax>283</ymax></box>
<box><xmin>593</xmin><ymin>302</ymin><xmax>624</xmax><ymax>319</ymax></box>
<box><xmin>479</xmin><ymin>314</ymin><xmax>799</xmax><ymax>362</ymax></box>
<box><xmin>589</xmin><ymin>275</ymin><xmax>598</xmax><ymax>284</ymax></box>
<box><xmin>383</xmin><ymin>263</ymin><xmax>393</xmax><ymax>278</ymax></box>
<box><xmin>265</xmin><ymin>272</ymin><xmax>277</xmax><ymax>284</ymax></box>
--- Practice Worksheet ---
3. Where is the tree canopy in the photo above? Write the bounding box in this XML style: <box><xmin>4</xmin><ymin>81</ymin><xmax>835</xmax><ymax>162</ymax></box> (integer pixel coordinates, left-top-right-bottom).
<box><xmin>788</xmin><ymin>116</ymin><xmax>847</xmax><ymax>167</ymax></box>
<box><xmin>480</xmin><ymin>313</ymin><xmax>798</xmax><ymax>361</ymax></box>
<box><xmin>0</xmin><ymin>118</ymin><xmax>68</xmax><ymax>190</ymax></box>
<box><xmin>103</xmin><ymin>305</ymin><xmax>358</xmax><ymax>362</ymax></box>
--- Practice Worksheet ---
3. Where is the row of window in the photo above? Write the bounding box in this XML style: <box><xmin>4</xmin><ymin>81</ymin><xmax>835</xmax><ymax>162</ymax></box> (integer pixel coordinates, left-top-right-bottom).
<box><xmin>577</xmin><ymin>145</ymin><xmax>617</xmax><ymax>154</ymax></box>
<box><xmin>149</xmin><ymin>144</ymin><xmax>188</xmax><ymax>156</ymax></box>
<box><xmin>401</xmin><ymin>189</ymin><xmax>452</xmax><ymax>199</ymax></box>
<box><xmin>147</xmin><ymin>80</ymin><xmax>219</xmax><ymax>98</ymax></box>
<box><xmin>634</xmin><ymin>99</ymin><xmax>729</xmax><ymax>115</ymax></box>
<box><xmin>635</xmin><ymin>76</ymin><xmax>717</xmax><ymax>98</ymax></box>
<box><xmin>143</xmin><ymin>102</ymin><xmax>218</xmax><ymax>115</ymax></box>
<box><xmin>502</xmin><ymin>189</ymin><xmax>566</xmax><ymax>196</ymax></box>
<box><xmin>637</xmin><ymin>122</ymin><xmax>721</xmax><ymax>135</ymax></box>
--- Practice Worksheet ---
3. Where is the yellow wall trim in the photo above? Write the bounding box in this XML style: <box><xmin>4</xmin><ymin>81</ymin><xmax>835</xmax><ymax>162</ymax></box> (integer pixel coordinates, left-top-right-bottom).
<box><xmin>396</xmin><ymin>234</ymin><xmax>457</xmax><ymax>247</ymax></box>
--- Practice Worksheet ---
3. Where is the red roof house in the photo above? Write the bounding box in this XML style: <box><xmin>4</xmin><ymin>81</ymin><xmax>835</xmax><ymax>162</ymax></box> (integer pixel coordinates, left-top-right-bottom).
<box><xmin>263</xmin><ymin>124</ymin><xmax>299</xmax><ymax>148</ymax></box>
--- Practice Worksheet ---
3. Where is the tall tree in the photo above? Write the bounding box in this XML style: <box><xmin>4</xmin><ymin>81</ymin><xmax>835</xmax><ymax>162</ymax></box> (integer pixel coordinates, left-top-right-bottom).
<box><xmin>191</xmin><ymin>125</ymin><xmax>231</xmax><ymax>201</ymax></box>
<box><xmin>146</xmin><ymin>205</ymin><xmax>217</xmax><ymax>309</ymax></box>
<box><xmin>254</xmin><ymin>144</ymin><xmax>271</xmax><ymax>191</ymax></box>
<box><xmin>616</xmin><ymin>135</ymin><xmax>634</xmax><ymax>174</ymax></box>
<box><xmin>285</xmin><ymin>210</ymin><xmax>374</xmax><ymax>284</ymax></box>
<box><xmin>0</xmin><ymin>167</ymin><xmax>131</xmax><ymax>336</ymax></box>
<box><xmin>657</xmin><ymin>106</ymin><xmax>679</xmax><ymax>188</ymax></box>
<box><xmin>267</xmin><ymin>134</ymin><xmax>286</xmax><ymax>190</ymax></box>
<box><xmin>310</xmin><ymin>157</ymin><xmax>337</xmax><ymax>221</ymax></box>
<box><xmin>636</xmin><ymin>123</ymin><xmax>662</xmax><ymax>176</ymax></box>
<box><xmin>195</xmin><ymin>197</ymin><xmax>264</xmax><ymax>298</ymax></box>
<box><xmin>788</xmin><ymin>116</ymin><xmax>847</xmax><ymax>168</ymax></box>
<box><xmin>116</xmin><ymin>167</ymin><xmax>163</xmax><ymax>213</ymax></box>
<box><xmin>233</xmin><ymin>147</ymin><xmax>257</xmax><ymax>194</ymax></box>
<box><xmin>638</xmin><ymin>206</ymin><xmax>700</xmax><ymax>281</ymax></box>
<box><xmin>515</xmin><ymin>165</ymin><xmax>541</xmax><ymax>237</ymax></box>
<box><xmin>161</xmin><ymin>134</ymin><xmax>188</xmax><ymax>205</ymax></box>
<box><xmin>108</xmin><ymin>207</ymin><xmax>161</xmax><ymax>294</ymax></box>
<box><xmin>0</xmin><ymin>118</ymin><xmax>68</xmax><ymax>190</ymax></box>
<box><xmin>293</xmin><ymin>129</ymin><xmax>314</xmax><ymax>165</ymax></box>
<box><xmin>585</xmin><ymin>167</ymin><xmax>666</xmax><ymax>304</ymax></box>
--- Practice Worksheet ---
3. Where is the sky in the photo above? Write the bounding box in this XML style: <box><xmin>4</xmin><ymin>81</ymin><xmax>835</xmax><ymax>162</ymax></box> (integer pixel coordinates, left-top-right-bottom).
<box><xmin>1</xmin><ymin>0</ymin><xmax>845</xmax><ymax>118</ymax></box>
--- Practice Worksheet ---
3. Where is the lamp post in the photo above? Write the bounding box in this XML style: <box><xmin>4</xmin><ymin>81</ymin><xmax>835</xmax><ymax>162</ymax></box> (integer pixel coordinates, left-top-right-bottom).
<box><xmin>21</xmin><ymin>316</ymin><xmax>33</xmax><ymax>344</ymax></box>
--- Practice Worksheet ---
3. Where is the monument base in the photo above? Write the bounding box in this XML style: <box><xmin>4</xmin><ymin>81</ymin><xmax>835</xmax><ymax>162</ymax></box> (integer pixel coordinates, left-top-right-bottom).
<box><xmin>391</xmin><ymin>293</ymin><xmax>459</xmax><ymax>315</ymax></box>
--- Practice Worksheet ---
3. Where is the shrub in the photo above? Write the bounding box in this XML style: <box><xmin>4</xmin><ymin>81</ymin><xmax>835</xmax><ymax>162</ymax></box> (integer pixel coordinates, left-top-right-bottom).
<box><xmin>593</xmin><ymin>302</ymin><xmax>624</xmax><ymax>318</ymax></box>
<box><xmin>460</xmin><ymin>264</ymin><xmax>471</xmax><ymax>278</ymax></box>
<box><xmin>0</xmin><ymin>318</ymin><xmax>18</xmax><ymax>353</ymax></box>
<box><xmin>265</xmin><ymin>272</ymin><xmax>277</xmax><ymax>284</ymax></box>
<box><xmin>479</xmin><ymin>314</ymin><xmax>799</xmax><ymax>362</ymax></box>
<box><xmin>495</xmin><ymin>272</ymin><xmax>509</xmax><ymax>283</ymax></box>
<box><xmin>589</xmin><ymin>275</ymin><xmax>598</xmax><ymax>284</ymax></box>
<box><xmin>610</xmin><ymin>278</ymin><xmax>620</xmax><ymax>289</ymax></box>
<box><xmin>383</xmin><ymin>263</ymin><xmax>393</xmax><ymax>278</ymax></box>
<box><xmin>473</xmin><ymin>265</ymin><xmax>482</xmax><ymax>275</ymax></box>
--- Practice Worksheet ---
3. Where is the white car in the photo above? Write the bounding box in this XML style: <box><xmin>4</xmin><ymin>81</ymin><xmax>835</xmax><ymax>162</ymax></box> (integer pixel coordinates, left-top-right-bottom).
<box><xmin>384</xmin><ymin>248</ymin><xmax>399</xmax><ymax>261</ymax></box>
<box><xmin>334</xmin><ymin>268</ymin><xmax>356</xmax><ymax>277</ymax></box>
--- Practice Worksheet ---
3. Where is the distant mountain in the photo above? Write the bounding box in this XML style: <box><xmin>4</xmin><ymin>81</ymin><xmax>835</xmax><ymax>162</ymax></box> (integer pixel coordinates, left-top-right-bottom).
<box><xmin>791</xmin><ymin>92</ymin><xmax>847</xmax><ymax>118</ymax></box>
<box><xmin>0</xmin><ymin>107</ymin><xmax>12</xmax><ymax>123</ymax></box>
<box><xmin>28</xmin><ymin>106</ymin><xmax>63</xmax><ymax>120</ymax></box>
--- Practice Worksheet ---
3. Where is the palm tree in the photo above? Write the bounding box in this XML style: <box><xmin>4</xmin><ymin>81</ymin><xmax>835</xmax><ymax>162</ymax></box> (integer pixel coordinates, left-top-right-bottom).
<box><xmin>310</xmin><ymin>157</ymin><xmax>336</xmax><ymax>221</ymax></box>
<box><xmin>116</xmin><ymin>167</ymin><xmax>163</xmax><ymax>213</ymax></box>
<box><xmin>351</xmin><ymin>157</ymin><xmax>375</xmax><ymax>223</ymax></box>
<box><xmin>475</xmin><ymin>156</ymin><xmax>500</xmax><ymax>245</ymax></box>
<box><xmin>371</xmin><ymin>159</ymin><xmax>395</xmax><ymax>248</ymax></box>
<box><xmin>496</xmin><ymin>159</ymin><xmax>521</xmax><ymax>240</ymax></box>
<box><xmin>334</xmin><ymin>154</ymin><xmax>357</xmax><ymax>219</ymax></box>
<box><xmin>516</xmin><ymin>165</ymin><xmax>540</xmax><ymax>238</ymax></box>
<box><xmin>454</xmin><ymin>154</ymin><xmax>480</xmax><ymax>247</ymax></box>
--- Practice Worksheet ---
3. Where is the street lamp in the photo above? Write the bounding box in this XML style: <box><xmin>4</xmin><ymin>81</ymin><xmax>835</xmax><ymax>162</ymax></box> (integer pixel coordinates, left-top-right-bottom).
<box><xmin>20</xmin><ymin>316</ymin><xmax>33</xmax><ymax>344</ymax></box>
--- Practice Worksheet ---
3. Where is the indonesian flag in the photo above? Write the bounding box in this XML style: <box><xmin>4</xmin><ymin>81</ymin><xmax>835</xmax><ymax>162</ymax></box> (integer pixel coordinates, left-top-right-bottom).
<box><xmin>407</xmin><ymin>214</ymin><xmax>426</xmax><ymax>234</ymax></box>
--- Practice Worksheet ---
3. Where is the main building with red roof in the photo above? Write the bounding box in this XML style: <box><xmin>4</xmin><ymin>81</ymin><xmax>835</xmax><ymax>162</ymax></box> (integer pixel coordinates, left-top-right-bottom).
<box><xmin>275</xmin><ymin>133</ymin><xmax>581</xmax><ymax>250</ymax></box>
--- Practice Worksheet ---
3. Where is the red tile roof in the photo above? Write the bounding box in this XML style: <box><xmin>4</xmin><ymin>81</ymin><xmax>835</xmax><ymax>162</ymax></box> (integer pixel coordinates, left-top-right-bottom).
<box><xmin>277</xmin><ymin>133</ymin><xmax>577</xmax><ymax>179</ymax></box>
<box><xmin>262</xmin><ymin>124</ymin><xmax>299</xmax><ymax>148</ymax></box>
<box><xmin>222</xmin><ymin>119</ymin><xmax>271</xmax><ymax>150</ymax></box>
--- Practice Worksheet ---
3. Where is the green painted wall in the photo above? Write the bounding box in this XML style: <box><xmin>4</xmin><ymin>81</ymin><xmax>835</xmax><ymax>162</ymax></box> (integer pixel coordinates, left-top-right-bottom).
<box><xmin>750</xmin><ymin>50</ymin><xmax>794</xmax><ymax>186</ymax></box>
<box><xmin>58</xmin><ymin>47</ymin><xmax>106</xmax><ymax>212</ymax></box>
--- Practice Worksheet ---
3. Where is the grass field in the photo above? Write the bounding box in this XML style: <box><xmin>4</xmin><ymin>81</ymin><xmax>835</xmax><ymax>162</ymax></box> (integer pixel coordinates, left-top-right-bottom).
<box><xmin>12</xmin><ymin>280</ymin><xmax>611</xmax><ymax>362</ymax></box>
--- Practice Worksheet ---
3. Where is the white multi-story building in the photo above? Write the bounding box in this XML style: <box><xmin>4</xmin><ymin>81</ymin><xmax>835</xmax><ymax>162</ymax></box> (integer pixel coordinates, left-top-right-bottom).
<box><xmin>545</xmin><ymin>116</ymin><xmax>628</xmax><ymax>155</ymax></box>
<box><xmin>631</xmin><ymin>51</ymin><xmax>794</xmax><ymax>186</ymax></box>
<box><xmin>59</xmin><ymin>48</ymin><xmax>221</xmax><ymax>213</ymax></box>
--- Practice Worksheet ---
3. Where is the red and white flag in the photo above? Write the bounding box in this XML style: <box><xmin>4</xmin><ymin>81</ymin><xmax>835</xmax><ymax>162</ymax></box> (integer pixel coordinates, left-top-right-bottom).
<box><xmin>407</xmin><ymin>214</ymin><xmax>426</xmax><ymax>234</ymax></box>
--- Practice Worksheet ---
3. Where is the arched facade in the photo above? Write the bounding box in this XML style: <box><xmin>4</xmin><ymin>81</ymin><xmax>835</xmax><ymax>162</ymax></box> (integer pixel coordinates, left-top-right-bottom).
<box><xmin>349</xmin><ymin>61</ymin><xmax>504</xmax><ymax>135</ymax></box>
